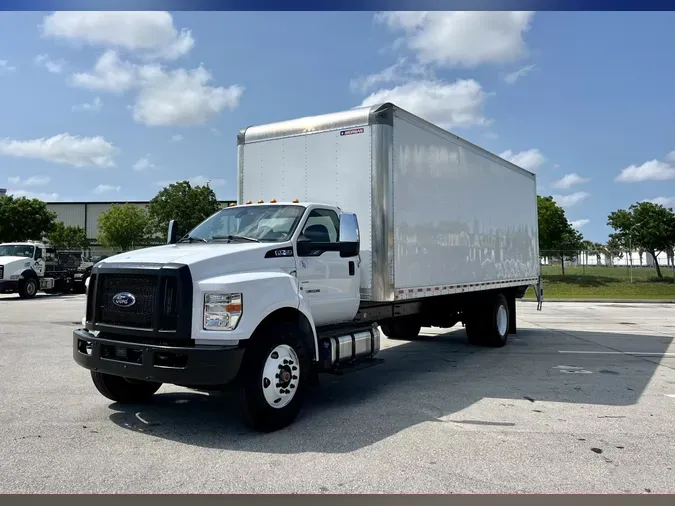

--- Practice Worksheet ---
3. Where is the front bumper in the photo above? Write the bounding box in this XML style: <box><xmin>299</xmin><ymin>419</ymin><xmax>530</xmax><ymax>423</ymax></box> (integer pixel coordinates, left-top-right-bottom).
<box><xmin>73</xmin><ymin>329</ymin><xmax>246</xmax><ymax>386</ymax></box>
<box><xmin>0</xmin><ymin>280</ymin><xmax>19</xmax><ymax>292</ymax></box>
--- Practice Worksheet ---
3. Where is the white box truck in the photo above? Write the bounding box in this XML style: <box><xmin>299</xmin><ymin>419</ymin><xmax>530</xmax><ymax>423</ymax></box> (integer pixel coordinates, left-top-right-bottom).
<box><xmin>72</xmin><ymin>103</ymin><xmax>543</xmax><ymax>432</ymax></box>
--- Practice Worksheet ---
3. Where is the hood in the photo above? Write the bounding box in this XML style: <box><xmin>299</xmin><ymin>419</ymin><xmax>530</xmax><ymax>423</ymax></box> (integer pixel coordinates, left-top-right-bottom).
<box><xmin>0</xmin><ymin>256</ymin><xmax>31</xmax><ymax>267</ymax></box>
<box><xmin>96</xmin><ymin>241</ymin><xmax>294</xmax><ymax>281</ymax></box>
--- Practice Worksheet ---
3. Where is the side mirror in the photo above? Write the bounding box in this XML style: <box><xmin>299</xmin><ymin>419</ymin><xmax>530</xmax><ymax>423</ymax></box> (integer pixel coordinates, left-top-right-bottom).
<box><xmin>167</xmin><ymin>220</ymin><xmax>178</xmax><ymax>244</ymax></box>
<box><xmin>338</xmin><ymin>212</ymin><xmax>360</xmax><ymax>257</ymax></box>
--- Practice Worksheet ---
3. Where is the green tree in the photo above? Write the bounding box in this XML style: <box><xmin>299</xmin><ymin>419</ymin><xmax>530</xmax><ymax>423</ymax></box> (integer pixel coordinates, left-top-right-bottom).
<box><xmin>537</xmin><ymin>195</ymin><xmax>583</xmax><ymax>274</ymax></box>
<box><xmin>0</xmin><ymin>195</ymin><xmax>57</xmax><ymax>243</ymax></box>
<box><xmin>607</xmin><ymin>201</ymin><xmax>675</xmax><ymax>279</ymax></box>
<box><xmin>605</xmin><ymin>236</ymin><xmax>625</xmax><ymax>267</ymax></box>
<box><xmin>46</xmin><ymin>222</ymin><xmax>90</xmax><ymax>250</ymax></box>
<box><xmin>147</xmin><ymin>181</ymin><xmax>221</xmax><ymax>239</ymax></box>
<box><xmin>98</xmin><ymin>203</ymin><xmax>149</xmax><ymax>252</ymax></box>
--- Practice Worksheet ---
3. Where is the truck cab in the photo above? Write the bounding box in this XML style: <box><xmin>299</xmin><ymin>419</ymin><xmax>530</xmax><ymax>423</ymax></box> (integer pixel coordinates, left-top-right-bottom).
<box><xmin>0</xmin><ymin>241</ymin><xmax>48</xmax><ymax>297</ymax></box>
<box><xmin>73</xmin><ymin>201</ymin><xmax>368</xmax><ymax>432</ymax></box>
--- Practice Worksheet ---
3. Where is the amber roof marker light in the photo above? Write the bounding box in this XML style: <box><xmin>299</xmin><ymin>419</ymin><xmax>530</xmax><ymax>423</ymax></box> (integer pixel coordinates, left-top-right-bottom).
<box><xmin>292</xmin><ymin>198</ymin><xmax>300</xmax><ymax>203</ymax></box>
<box><xmin>270</xmin><ymin>198</ymin><xmax>277</xmax><ymax>203</ymax></box>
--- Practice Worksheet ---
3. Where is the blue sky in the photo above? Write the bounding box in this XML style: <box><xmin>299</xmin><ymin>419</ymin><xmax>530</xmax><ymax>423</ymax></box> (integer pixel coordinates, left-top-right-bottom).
<box><xmin>0</xmin><ymin>11</ymin><xmax>673</xmax><ymax>243</ymax></box>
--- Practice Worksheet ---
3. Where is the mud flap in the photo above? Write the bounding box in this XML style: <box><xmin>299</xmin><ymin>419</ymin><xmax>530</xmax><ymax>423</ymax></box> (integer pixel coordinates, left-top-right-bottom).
<box><xmin>534</xmin><ymin>275</ymin><xmax>544</xmax><ymax>311</ymax></box>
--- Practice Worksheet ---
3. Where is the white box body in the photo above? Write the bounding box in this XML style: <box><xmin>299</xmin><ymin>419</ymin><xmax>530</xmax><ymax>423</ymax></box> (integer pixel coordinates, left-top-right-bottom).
<box><xmin>237</xmin><ymin>103</ymin><xmax>540</xmax><ymax>303</ymax></box>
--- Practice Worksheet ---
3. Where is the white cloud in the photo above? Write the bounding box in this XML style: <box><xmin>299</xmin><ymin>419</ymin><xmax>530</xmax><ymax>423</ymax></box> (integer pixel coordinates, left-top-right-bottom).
<box><xmin>376</xmin><ymin>11</ymin><xmax>535</xmax><ymax>68</ymax></box>
<box><xmin>171</xmin><ymin>134</ymin><xmax>183</xmax><ymax>142</ymax></box>
<box><xmin>666</xmin><ymin>150</ymin><xmax>675</xmax><ymax>163</ymax></box>
<box><xmin>72</xmin><ymin>53</ymin><xmax>244</xmax><ymax>126</ymax></box>
<box><xmin>0</xmin><ymin>133</ymin><xmax>117</xmax><ymax>168</ymax></box>
<box><xmin>70</xmin><ymin>50</ymin><xmax>137</xmax><ymax>94</ymax></box>
<box><xmin>360</xmin><ymin>79</ymin><xmax>492</xmax><ymax>130</ymax></box>
<box><xmin>552</xmin><ymin>192</ymin><xmax>590</xmax><ymax>208</ymax></box>
<box><xmin>0</xmin><ymin>60</ymin><xmax>16</xmax><ymax>73</ymax></box>
<box><xmin>499</xmin><ymin>148</ymin><xmax>546</xmax><ymax>172</ymax></box>
<box><xmin>132</xmin><ymin>64</ymin><xmax>244</xmax><ymax>126</ymax></box>
<box><xmin>615</xmin><ymin>159</ymin><xmax>675</xmax><ymax>182</ymax></box>
<box><xmin>72</xmin><ymin>96</ymin><xmax>103</xmax><ymax>112</ymax></box>
<box><xmin>349</xmin><ymin>56</ymin><xmax>431</xmax><ymax>93</ymax></box>
<box><xmin>35</xmin><ymin>53</ymin><xmax>66</xmax><ymax>73</ymax></box>
<box><xmin>132</xmin><ymin>155</ymin><xmax>156</xmax><ymax>171</ymax></box>
<box><xmin>7</xmin><ymin>175</ymin><xmax>51</xmax><ymax>186</ymax></box>
<box><xmin>503</xmin><ymin>63</ymin><xmax>537</xmax><ymax>84</ymax></box>
<box><xmin>646</xmin><ymin>196</ymin><xmax>675</xmax><ymax>208</ymax></box>
<box><xmin>93</xmin><ymin>184</ymin><xmax>121</xmax><ymax>194</ymax></box>
<box><xmin>7</xmin><ymin>189</ymin><xmax>60</xmax><ymax>201</ymax></box>
<box><xmin>156</xmin><ymin>175</ymin><xmax>225</xmax><ymax>187</ymax></box>
<box><xmin>41</xmin><ymin>11</ymin><xmax>194</xmax><ymax>61</ymax></box>
<box><xmin>570</xmin><ymin>218</ymin><xmax>590</xmax><ymax>230</ymax></box>
<box><xmin>551</xmin><ymin>173</ymin><xmax>590</xmax><ymax>189</ymax></box>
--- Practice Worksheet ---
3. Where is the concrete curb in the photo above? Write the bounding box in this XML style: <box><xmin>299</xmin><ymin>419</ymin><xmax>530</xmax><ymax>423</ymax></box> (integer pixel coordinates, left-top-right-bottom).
<box><xmin>521</xmin><ymin>298</ymin><xmax>675</xmax><ymax>304</ymax></box>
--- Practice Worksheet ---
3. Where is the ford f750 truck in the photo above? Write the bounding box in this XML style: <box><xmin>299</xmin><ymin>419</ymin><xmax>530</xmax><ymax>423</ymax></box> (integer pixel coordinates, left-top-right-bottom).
<box><xmin>73</xmin><ymin>103</ymin><xmax>543</xmax><ymax>432</ymax></box>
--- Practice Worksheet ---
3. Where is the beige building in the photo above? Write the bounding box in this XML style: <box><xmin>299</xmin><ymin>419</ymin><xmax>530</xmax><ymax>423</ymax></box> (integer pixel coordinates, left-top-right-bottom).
<box><xmin>45</xmin><ymin>200</ymin><xmax>235</xmax><ymax>256</ymax></box>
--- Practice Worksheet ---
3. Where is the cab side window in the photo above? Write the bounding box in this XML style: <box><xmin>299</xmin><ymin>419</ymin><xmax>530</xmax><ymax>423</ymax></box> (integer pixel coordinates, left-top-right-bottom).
<box><xmin>302</xmin><ymin>209</ymin><xmax>339</xmax><ymax>243</ymax></box>
<box><xmin>34</xmin><ymin>248</ymin><xmax>42</xmax><ymax>260</ymax></box>
<box><xmin>299</xmin><ymin>209</ymin><xmax>339</xmax><ymax>256</ymax></box>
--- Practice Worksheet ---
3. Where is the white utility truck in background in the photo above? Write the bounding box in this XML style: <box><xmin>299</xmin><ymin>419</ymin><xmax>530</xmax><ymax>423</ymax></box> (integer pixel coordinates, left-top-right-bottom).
<box><xmin>0</xmin><ymin>241</ymin><xmax>78</xmax><ymax>298</ymax></box>
<box><xmin>72</xmin><ymin>103</ymin><xmax>543</xmax><ymax>432</ymax></box>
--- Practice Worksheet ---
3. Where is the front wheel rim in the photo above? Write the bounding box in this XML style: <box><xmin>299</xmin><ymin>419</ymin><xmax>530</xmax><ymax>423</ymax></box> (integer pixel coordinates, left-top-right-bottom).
<box><xmin>27</xmin><ymin>281</ymin><xmax>36</xmax><ymax>295</ymax></box>
<box><xmin>496</xmin><ymin>304</ymin><xmax>508</xmax><ymax>336</ymax></box>
<box><xmin>261</xmin><ymin>344</ymin><xmax>300</xmax><ymax>409</ymax></box>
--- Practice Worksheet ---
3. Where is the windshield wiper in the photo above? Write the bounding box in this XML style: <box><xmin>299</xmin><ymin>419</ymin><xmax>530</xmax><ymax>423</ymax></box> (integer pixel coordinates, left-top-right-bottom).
<box><xmin>211</xmin><ymin>234</ymin><xmax>261</xmax><ymax>243</ymax></box>
<box><xmin>178</xmin><ymin>234</ymin><xmax>208</xmax><ymax>243</ymax></box>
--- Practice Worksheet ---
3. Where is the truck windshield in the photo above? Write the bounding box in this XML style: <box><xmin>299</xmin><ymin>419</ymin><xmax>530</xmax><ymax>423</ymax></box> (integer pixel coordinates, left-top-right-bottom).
<box><xmin>0</xmin><ymin>245</ymin><xmax>35</xmax><ymax>258</ymax></box>
<box><xmin>187</xmin><ymin>205</ymin><xmax>306</xmax><ymax>243</ymax></box>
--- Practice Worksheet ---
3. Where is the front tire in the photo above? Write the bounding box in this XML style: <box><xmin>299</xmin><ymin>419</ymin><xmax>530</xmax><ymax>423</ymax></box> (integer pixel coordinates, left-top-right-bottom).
<box><xmin>90</xmin><ymin>371</ymin><xmax>162</xmax><ymax>403</ymax></box>
<box><xmin>19</xmin><ymin>278</ymin><xmax>38</xmax><ymax>299</ymax></box>
<box><xmin>235</xmin><ymin>321</ymin><xmax>310</xmax><ymax>432</ymax></box>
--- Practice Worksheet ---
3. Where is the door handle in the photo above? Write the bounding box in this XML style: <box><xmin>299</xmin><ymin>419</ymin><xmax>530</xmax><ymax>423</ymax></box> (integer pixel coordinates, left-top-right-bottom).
<box><xmin>348</xmin><ymin>261</ymin><xmax>355</xmax><ymax>276</ymax></box>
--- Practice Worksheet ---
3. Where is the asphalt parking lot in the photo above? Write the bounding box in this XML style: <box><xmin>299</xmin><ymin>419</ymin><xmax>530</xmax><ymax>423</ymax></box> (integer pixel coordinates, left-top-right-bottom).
<box><xmin>0</xmin><ymin>293</ymin><xmax>674</xmax><ymax>493</ymax></box>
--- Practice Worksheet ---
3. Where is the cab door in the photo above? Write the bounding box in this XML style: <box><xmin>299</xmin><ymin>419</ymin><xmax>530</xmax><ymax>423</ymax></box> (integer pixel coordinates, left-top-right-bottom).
<box><xmin>295</xmin><ymin>208</ymin><xmax>360</xmax><ymax>326</ymax></box>
<box><xmin>32</xmin><ymin>247</ymin><xmax>46</xmax><ymax>277</ymax></box>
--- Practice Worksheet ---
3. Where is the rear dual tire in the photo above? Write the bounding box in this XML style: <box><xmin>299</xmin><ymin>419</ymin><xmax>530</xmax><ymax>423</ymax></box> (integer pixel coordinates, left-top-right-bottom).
<box><xmin>465</xmin><ymin>293</ymin><xmax>510</xmax><ymax>348</ymax></box>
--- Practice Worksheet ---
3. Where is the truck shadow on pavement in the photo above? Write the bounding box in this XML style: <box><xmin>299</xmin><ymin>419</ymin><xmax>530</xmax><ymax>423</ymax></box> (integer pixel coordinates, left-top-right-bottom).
<box><xmin>107</xmin><ymin>326</ymin><xmax>673</xmax><ymax>454</ymax></box>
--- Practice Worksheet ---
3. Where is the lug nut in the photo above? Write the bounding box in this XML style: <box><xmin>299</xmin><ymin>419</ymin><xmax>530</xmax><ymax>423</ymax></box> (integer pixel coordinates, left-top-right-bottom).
<box><xmin>292</xmin><ymin>366</ymin><xmax>297</xmax><ymax>371</ymax></box>
<box><xmin>292</xmin><ymin>375</ymin><xmax>298</xmax><ymax>380</ymax></box>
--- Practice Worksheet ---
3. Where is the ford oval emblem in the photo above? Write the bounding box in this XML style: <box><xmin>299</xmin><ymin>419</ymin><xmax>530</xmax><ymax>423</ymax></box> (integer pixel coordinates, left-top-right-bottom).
<box><xmin>112</xmin><ymin>292</ymin><xmax>136</xmax><ymax>308</ymax></box>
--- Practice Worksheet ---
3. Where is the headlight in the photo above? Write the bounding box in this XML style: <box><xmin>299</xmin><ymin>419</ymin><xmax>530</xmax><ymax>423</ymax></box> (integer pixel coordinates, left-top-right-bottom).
<box><xmin>203</xmin><ymin>293</ymin><xmax>242</xmax><ymax>331</ymax></box>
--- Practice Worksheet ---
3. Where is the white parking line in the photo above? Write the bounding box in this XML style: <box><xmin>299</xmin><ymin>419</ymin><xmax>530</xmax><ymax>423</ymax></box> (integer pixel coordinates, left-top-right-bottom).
<box><xmin>559</xmin><ymin>351</ymin><xmax>675</xmax><ymax>357</ymax></box>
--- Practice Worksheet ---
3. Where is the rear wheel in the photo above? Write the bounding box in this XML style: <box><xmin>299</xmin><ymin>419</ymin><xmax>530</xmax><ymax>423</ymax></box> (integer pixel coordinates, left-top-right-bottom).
<box><xmin>464</xmin><ymin>293</ymin><xmax>510</xmax><ymax>348</ymax></box>
<box><xmin>235</xmin><ymin>321</ymin><xmax>310</xmax><ymax>432</ymax></box>
<box><xmin>380</xmin><ymin>316</ymin><xmax>422</xmax><ymax>340</ymax></box>
<box><xmin>90</xmin><ymin>371</ymin><xmax>162</xmax><ymax>403</ymax></box>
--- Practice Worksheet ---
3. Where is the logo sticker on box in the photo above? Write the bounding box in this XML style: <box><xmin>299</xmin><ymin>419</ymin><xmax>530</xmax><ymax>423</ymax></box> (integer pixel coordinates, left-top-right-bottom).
<box><xmin>340</xmin><ymin>128</ymin><xmax>364</xmax><ymax>136</ymax></box>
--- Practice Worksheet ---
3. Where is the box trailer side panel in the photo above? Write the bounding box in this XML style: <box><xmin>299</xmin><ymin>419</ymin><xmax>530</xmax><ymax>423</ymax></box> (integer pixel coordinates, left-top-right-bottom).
<box><xmin>390</xmin><ymin>109</ymin><xmax>540</xmax><ymax>300</ymax></box>
<box><xmin>237</xmin><ymin>108</ymin><xmax>378</xmax><ymax>299</ymax></box>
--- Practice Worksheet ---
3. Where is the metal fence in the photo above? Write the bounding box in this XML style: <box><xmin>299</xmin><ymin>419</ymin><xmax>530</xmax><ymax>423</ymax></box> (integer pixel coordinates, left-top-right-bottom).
<box><xmin>539</xmin><ymin>249</ymin><xmax>675</xmax><ymax>282</ymax></box>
